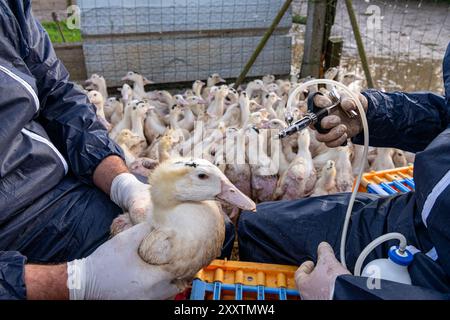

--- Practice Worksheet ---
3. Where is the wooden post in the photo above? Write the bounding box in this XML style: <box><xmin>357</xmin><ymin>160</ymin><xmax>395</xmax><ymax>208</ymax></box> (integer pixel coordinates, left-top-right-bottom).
<box><xmin>325</xmin><ymin>36</ymin><xmax>343</xmax><ymax>69</ymax></box>
<box><xmin>321</xmin><ymin>0</ymin><xmax>338</xmax><ymax>73</ymax></box>
<box><xmin>233</xmin><ymin>0</ymin><xmax>293</xmax><ymax>88</ymax></box>
<box><xmin>344</xmin><ymin>0</ymin><xmax>375</xmax><ymax>88</ymax></box>
<box><xmin>52</xmin><ymin>12</ymin><xmax>66</xmax><ymax>43</ymax></box>
<box><xmin>300</xmin><ymin>0</ymin><xmax>327</xmax><ymax>79</ymax></box>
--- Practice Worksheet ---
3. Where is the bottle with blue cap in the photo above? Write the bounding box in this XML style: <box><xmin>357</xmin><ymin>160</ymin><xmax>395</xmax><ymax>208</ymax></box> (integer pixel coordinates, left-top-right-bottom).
<box><xmin>361</xmin><ymin>246</ymin><xmax>413</xmax><ymax>284</ymax></box>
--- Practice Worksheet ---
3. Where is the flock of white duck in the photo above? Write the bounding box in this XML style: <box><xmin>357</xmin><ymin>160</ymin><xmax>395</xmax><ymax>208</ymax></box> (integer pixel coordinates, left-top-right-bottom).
<box><xmin>84</xmin><ymin>69</ymin><xmax>415</xmax><ymax>214</ymax></box>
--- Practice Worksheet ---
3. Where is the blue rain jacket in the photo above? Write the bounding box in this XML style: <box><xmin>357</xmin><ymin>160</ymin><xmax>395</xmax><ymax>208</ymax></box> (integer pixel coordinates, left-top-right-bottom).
<box><xmin>0</xmin><ymin>0</ymin><xmax>125</xmax><ymax>299</ymax></box>
<box><xmin>239</xmin><ymin>43</ymin><xmax>450</xmax><ymax>300</ymax></box>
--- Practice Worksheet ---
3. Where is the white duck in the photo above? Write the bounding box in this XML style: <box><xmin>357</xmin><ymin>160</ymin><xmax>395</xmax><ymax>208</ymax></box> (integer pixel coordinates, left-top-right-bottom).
<box><xmin>203</xmin><ymin>74</ymin><xmax>226</xmax><ymax>100</ymax></box>
<box><xmin>245</xmin><ymin>79</ymin><xmax>265</xmax><ymax>100</ymax></box>
<box><xmin>144</xmin><ymin>106</ymin><xmax>167</xmax><ymax>143</ymax></box>
<box><xmin>85</xmin><ymin>74</ymin><xmax>108</xmax><ymax>100</ymax></box>
<box><xmin>263</xmin><ymin>92</ymin><xmax>282</xmax><ymax>119</ymax></box>
<box><xmin>109</xmin><ymin>99</ymin><xmax>133</xmax><ymax>140</ymax></box>
<box><xmin>247</xmin><ymin>127</ymin><xmax>278</xmax><ymax>203</ymax></box>
<box><xmin>314</xmin><ymin>146</ymin><xmax>354</xmax><ymax>192</ymax></box>
<box><xmin>128</xmin><ymin>100</ymin><xmax>149</xmax><ymax>155</ymax></box>
<box><xmin>193</xmin><ymin>80</ymin><xmax>206</xmax><ymax>97</ymax></box>
<box><xmin>105</xmin><ymin>97</ymin><xmax>123</xmax><ymax>124</ymax></box>
<box><xmin>351</xmin><ymin>143</ymin><xmax>370</xmax><ymax>176</ymax></box>
<box><xmin>263</xmin><ymin>74</ymin><xmax>275</xmax><ymax>85</ymax></box>
<box><xmin>87</xmin><ymin>90</ymin><xmax>111</xmax><ymax>130</ymax></box>
<box><xmin>311</xmin><ymin>160</ymin><xmax>337</xmax><ymax>196</ymax></box>
<box><xmin>370</xmin><ymin>148</ymin><xmax>395</xmax><ymax>172</ymax></box>
<box><xmin>393</xmin><ymin>149</ymin><xmax>408</xmax><ymax>167</ymax></box>
<box><xmin>207</xmin><ymin>85</ymin><xmax>229</xmax><ymax>119</ymax></box>
<box><xmin>137</xmin><ymin>158</ymin><xmax>256</xmax><ymax>290</ymax></box>
<box><xmin>275</xmin><ymin>129</ymin><xmax>316</xmax><ymax>200</ymax></box>
<box><xmin>115</xmin><ymin>129</ymin><xmax>143</xmax><ymax>165</ymax></box>
<box><xmin>119</xmin><ymin>83</ymin><xmax>133</xmax><ymax>108</ymax></box>
<box><xmin>185</xmin><ymin>95</ymin><xmax>207</xmax><ymax>117</ymax></box>
<box><xmin>122</xmin><ymin>71</ymin><xmax>154</xmax><ymax>100</ymax></box>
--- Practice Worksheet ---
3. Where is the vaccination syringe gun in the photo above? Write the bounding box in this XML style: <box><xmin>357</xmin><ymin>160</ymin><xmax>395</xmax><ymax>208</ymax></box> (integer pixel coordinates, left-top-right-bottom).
<box><xmin>281</xmin><ymin>80</ymin><xmax>413</xmax><ymax>285</ymax></box>
<box><xmin>278</xmin><ymin>88</ymin><xmax>358</xmax><ymax>140</ymax></box>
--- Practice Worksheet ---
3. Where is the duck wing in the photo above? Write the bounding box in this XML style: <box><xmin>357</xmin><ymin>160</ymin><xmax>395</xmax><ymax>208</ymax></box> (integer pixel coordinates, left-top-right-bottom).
<box><xmin>138</xmin><ymin>229</ymin><xmax>175</xmax><ymax>265</ymax></box>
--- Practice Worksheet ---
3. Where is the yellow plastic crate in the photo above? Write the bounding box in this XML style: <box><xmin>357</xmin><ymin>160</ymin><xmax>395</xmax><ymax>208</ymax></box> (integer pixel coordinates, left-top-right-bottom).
<box><xmin>190</xmin><ymin>259</ymin><xmax>300</xmax><ymax>300</ymax></box>
<box><xmin>354</xmin><ymin>165</ymin><xmax>415</xmax><ymax>195</ymax></box>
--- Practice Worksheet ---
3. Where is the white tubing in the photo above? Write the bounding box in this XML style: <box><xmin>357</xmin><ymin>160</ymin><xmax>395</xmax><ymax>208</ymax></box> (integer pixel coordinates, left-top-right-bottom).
<box><xmin>353</xmin><ymin>232</ymin><xmax>408</xmax><ymax>276</ymax></box>
<box><xmin>287</xmin><ymin>79</ymin><xmax>369</xmax><ymax>269</ymax></box>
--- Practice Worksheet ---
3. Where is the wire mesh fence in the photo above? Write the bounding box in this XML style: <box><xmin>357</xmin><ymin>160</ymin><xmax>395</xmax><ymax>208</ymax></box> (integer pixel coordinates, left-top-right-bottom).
<box><xmin>292</xmin><ymin>0</ymin><xmax>450</xmax><ymax>94</ymax></box>
<box><xmin>78</xmin><ymin>0</ymin><xmax>292</xmax><ymax>87</ymax></box>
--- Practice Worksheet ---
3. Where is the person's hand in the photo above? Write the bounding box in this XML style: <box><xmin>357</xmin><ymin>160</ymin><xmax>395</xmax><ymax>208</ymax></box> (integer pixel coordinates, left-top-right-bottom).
<box><xmin>295</xmin><ymin>242</ymin><xmax>351</xmax><ymax>300</ymax></box>
<box><xmin>313</xmin><ymin>92</ymin><xmax>368</xmax><ymax>147</ymax></box>
<box><xmin>110</xmin><ymin>173</ymin><xmax>152</xmax><ymax>224</ymax></box>
<box><xmin>67</xmin><ymin>222</ymin><xmax>180</xmax><ymax>300</ymax></box>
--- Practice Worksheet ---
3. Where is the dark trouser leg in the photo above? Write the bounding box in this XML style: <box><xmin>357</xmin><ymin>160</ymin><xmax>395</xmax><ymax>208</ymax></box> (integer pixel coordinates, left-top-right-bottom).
<box><xmin>238</xmin><ymin>192</ymin><xmax>418</xmax><ymax>272</ymax></box>
<box><xmin>0</xmin><ymin>176</ymin><xmax>122</xmax><ymax>263</ymax></box>
<box><xmin>219</xmin><ymin>215</ymin><xmax>235</xmax><ymax>259</ymax></box>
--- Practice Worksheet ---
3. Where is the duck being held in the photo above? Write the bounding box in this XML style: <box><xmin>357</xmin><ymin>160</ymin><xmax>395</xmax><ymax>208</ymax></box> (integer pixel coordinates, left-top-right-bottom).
<box><xmin>138</xmin><ymin>158</ymin><xmax>256</xmax><ymax>290</ymax></box>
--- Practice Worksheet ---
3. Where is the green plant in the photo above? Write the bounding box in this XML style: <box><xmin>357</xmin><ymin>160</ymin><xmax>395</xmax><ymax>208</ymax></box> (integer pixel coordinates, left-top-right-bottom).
<box><xmin>293</xmin><ymin>15</ymin><xmax>307</xmax><ymax>25</ymax></box>
<box><xmin>41</xmin><ymin>20</ymin><xmax>82</xmax><ymax>43</ymax></box>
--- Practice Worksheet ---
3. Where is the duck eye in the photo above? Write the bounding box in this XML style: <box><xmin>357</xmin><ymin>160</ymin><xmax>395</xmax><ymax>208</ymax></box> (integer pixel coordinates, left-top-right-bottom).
<box><xmin>198</xmin><ymin>173</ymin><xmax>208</xmax><ymax>180</ymax></box>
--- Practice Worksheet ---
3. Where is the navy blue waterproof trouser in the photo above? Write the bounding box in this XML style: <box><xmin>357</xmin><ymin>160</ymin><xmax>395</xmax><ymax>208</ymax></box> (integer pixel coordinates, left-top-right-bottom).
<box><xmin>238</xmin><ymin>193</ymin><xmax>450</xmax><ymax>299</ymax></box>
<box><xmin>0</xmin><ymin>176</ymin><xmax>235</xmax><ymax>299</ymax></box>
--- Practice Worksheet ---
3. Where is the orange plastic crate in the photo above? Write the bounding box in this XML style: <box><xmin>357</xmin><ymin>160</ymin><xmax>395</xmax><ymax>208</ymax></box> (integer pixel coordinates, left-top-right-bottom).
<box><xmin>354</xmin><ymin>165</ymin><xmax>415</xmax><ymax>195</ymax></box>
<box><xmin>190</xmin><ymin>259</ymin><xmax>300</xmax><ymax>300</ymax></box>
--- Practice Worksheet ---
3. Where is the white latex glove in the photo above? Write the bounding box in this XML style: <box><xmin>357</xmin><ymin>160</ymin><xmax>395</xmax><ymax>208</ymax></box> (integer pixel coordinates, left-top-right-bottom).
<box><xmin>295</xmin><ymin>242</ymin><xmax>351</xmax><ymax>300</ymax></box>
<box><xmin>110</xmin><ymin>172</ymin><xmax>151</xmax><ymax>224</ymax></box>
<box><xmin>67</xmin><ymin>222</ymin><xmax>180</xmax><ymax>300</ymax></box>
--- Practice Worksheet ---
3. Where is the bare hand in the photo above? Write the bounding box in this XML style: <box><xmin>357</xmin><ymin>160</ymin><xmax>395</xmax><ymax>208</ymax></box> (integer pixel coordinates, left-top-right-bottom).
<box><xmin>313</xmin><ymin>93</ymin><xmax>368</xmax><ymax>148</ymax></box>
<box><xmin>295</xmin><ymin>242</ymin><xmax>351</xmax><ymax>300</ymax></box>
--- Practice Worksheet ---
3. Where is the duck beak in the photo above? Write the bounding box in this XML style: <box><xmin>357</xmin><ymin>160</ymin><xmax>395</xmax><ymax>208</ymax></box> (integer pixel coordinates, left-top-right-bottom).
<box><xmin>197</xmin><ymin>97</ymin><xmax>207</xmax><ymax>105</ymax></box>
<box><xmin>216</xmin><ymin>179</ymin><xmax>256</xmax><ymax>212</ymax></box>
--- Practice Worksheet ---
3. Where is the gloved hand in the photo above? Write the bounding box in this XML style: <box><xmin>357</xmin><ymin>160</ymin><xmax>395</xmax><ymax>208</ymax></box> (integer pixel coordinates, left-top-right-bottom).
<box><xmin>67</xmin><ymin>222</ymin><xmax>179</xmax><ymax>300</ymax></box>
<box><xmin>295</xmin><ymin>242</ymin><xmax>351</xmax><ymax>300</ymax></box>
<box><xmin>110</xmin><ymin>172</ymin><xmax>151</xmax><ymax>224</ymax></box>
<box><xmin>313</xmin><ymin>92</ymin><xmax>368</xmax><ymax>147</ymax></box>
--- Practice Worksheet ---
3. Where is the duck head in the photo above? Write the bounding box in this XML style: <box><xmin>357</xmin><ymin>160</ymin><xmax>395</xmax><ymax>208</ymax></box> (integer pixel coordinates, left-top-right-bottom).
<box><xmin>150</xmin><ymin>158</ymin><xmax>256</xmax><ymax>212</ymax></box>
<box><xmin>207</xmin><ymin>73</ymin><xmax>226</xmax><ymax>87</ymax></box>
<box><xmin>87</xmin><ymin>90</ymin><xmax>104</xmax><ymax>106</ymax></box>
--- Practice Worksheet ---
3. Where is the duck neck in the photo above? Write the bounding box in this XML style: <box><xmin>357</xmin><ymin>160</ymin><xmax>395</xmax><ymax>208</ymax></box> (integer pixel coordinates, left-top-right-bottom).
<box><xmin>95</xmin><ymin>102</ymin><xmax>106</xmax><ymax>119</ymax></box>
<box><xmin>133</xmin><ymin>78</ymin><xmax>146</xmax><ymax>98</ymax></box>
<box><xmin>239</xmin><ymin>99</ymin><xmax>250</xmax><ymax>127</ymax></box>
<box><xmin>115</xmin><ymin>102</ymin><xmax>124</xmax><ymax>116</ymax></box>
<box><xmin>151</xmin><ymin>191</ymin><xmax>179</xmax><ymax>224</ymax></box>
<box><xmin>123</xmin><ymin>105</ymin><xmax>133</xmax><ymax>129</ymax></box>
<box><xmin>158</xmin><ymin>142</ymin><xmax>171</xmax><ymax>162</ymax></box>
<box><xmin>297</xmin><ymin>135</ymin><xmax>312</xmax><ymax>161</ymax></box>
<box><xmin>246</xmin><ymin>87</ymin><xmax>255</xmax><ymax>99</ymax></box>
<box><xmin>270</xmin><ymin>135</ymin><xmax>288</xmax><ymax>167</ymax></box>
<box><xmin>183</xmin><ymin>107</ymin><xmax>195</xmax><ymax>123</ymax></box>
<box><xmin>323</xmin><ymin>172</ymin><xmax>336</xmax><ymax>190</ymax></box>
<box><xmin>194</xmin><ymin>85</ymin><xmax>203</xmax><ymax>97</ymax></box>
<box><xmin>213</xmin><ymin>95</ymin><xmax>226</xmax><ymax>118</ymax></box>
<box><xmin>118</xmin><ymin>142</ymin><xmax>136</xmax><ymax>165</ymax></box>
<box><xmin>98</xmin><ymin>78</ymin><xmax>108</xmax><ymax>100</ymax></box>
<box><xmin>131</xmin><ymin>113</ymin><xmax>145</xmax><ymax>139</ymax></box>
<box><xmin>169</xmin><ymin>112</ymin><xmax>180</xmax><ymax>130</ymax></box>
<box><xmin>147</xmin><ymin>111</ymin><xmax>165</xmax><ymax>135</ymax></box>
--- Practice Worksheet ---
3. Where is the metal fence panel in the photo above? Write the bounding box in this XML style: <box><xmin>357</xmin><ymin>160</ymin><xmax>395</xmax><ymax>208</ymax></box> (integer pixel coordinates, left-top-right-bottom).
<box><xmin>78</xmin><ymin>0</ymin><xmax>292</xmax><ymax>85</ymax></box>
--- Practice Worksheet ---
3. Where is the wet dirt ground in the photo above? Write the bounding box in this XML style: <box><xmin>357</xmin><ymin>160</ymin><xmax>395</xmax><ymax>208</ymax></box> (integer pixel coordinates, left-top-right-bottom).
<box><xmin>291</xmin><ymin>0</ymin><xmax>449</xmax><ymax>94</ymax></box>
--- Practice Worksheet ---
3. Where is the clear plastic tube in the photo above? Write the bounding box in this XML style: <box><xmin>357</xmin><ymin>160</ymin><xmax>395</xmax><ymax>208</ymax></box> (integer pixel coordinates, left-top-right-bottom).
<box><xmin>353</xmin><ymin>232</ymin><xmax>408</xmax><ymax>276</ymax></box>
<box><xmin>287</xmin><ymin>79</ymin><xmax>369</xmax><ymax>269</ymax></box>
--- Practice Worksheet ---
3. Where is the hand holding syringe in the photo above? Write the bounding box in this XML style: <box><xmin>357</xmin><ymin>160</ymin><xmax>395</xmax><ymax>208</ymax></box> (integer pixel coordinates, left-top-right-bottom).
<box><xmin>279</xmin><ymin>88</ymin><xmax>366</xmax><ymax>147</ymax></box>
